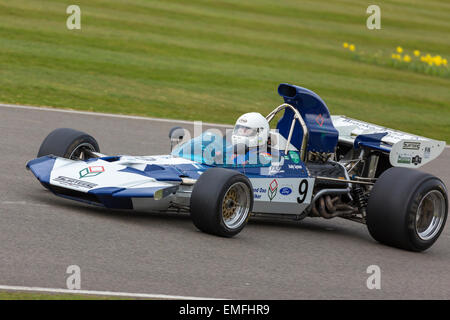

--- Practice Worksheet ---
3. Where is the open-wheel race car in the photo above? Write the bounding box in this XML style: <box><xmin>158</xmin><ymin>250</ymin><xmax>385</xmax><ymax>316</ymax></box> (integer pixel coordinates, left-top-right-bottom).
<box><xmin>27</xmin><ymin>83</ymin><xmax>448</xmax><ymax>251</ymax></box>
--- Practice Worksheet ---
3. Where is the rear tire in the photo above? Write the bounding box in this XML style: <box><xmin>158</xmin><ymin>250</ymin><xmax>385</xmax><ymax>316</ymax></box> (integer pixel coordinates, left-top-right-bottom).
<box><xmin>37</xmin><ymin>128</ymin><xmax>100</xmax><ymax>160</ymax></box>
<box><xmin>367</xmin><ymin>167</ymin><xmax>448</xmax><ymax>252</ymax></box>
<box><xmin>190</xmin><ymin>168</ymin><xmax>253</xmax><ymax>237</ymax></box>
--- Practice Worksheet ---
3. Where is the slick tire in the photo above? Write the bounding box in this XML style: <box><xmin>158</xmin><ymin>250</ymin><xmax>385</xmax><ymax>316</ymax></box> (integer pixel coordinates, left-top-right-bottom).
<box><xmin>367</xmin><ymin>167</ymin><xmax>448</xmax><ymax>252</ymax></box>
<box><xmin>37</xmin><ymin>128</ymin><xmax>100</xmax><ymax>160</ymax></box>
<box><xmin>190</xmin><ymin>168</ymin><xmax>253</xmax><ymax>237</ymax></box>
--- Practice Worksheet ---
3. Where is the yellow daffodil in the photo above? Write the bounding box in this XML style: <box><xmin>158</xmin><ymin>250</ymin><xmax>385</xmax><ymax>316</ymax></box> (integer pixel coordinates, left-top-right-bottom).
<box><xmin>349</xmin><ymin>44</ymin><xmax>355</xmax><ymax>51</ymax></box>
<box><xmin>403</xmin><ymin>55</ymin><xmax>411</xmax><ymax>62</ymax></box>
<box><xmin>433</xmin><ymin>55</ymin><xmax>442</xmax><ymax>66</ymax></box>
<box><xmin>396</xmin><ymin>46</ymin><xmax>403</xmax><ymax>53</ymax></box>
<box><xmin>413</xmin><ymin>50</ymin><xmax>420</xmax><ymax>57</ymax></box>
<box><xmin>421</xmin><ymin>54</ymin><xmax>433</xmax><ymax>65</ymax></box>
<box><xmin>343</xmin><ymin>42</ymin><xmax>349</xmax><ymax>48</ymax></box>
<box><xmin>443</xmin><ymin>59</ymin><xmax>448</xmax><ymax>66</ymax></box>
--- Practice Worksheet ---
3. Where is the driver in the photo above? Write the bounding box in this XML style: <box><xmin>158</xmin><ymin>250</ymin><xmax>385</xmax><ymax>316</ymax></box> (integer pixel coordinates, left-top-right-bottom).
<box><xmin>230</xmin><ymin>112</ymin><xmax>271</xmax><ymax>164</ymax></box>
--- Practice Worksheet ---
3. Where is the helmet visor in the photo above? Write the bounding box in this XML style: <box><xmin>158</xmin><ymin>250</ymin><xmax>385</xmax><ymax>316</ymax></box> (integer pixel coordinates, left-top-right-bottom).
<box><xmin>233</xmin><ymin>125</ymin><xmax>258</xmax><ymax>137</ymax></box>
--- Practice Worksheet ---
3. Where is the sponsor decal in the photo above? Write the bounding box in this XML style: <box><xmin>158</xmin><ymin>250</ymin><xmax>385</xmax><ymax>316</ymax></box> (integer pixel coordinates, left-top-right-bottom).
<box><xmin>268</xmin><ymin>179</ymin><xmax>278</xmax><ymax>201</ymax></box>
<box><xmin>280</xmin><ymin>187</ymin><xmax>292</xmax><ymax>196</ymax></box>
<box><xmin>337</xmin><ymin>118</ymin><xmax>424</xmax><ymax>142</ymax></box>
<box><xmin>288</xmin><ymin>164</ymin><xmax>302</xmax><ymax>170</ymax></box>
<box><xmin>288</xmin><ymin>151</ymin><xmax>300</xmax><ymax>164</ymax></box>
<box><xmin>253</xmin><ymin>187</ymin><xmax>267</xmax><ymax>199</ymax></box>
<box><xmin>397</xmin><ymin>155</ymin><xmax>411</xmax><ymax>164</ymax></box>
<box><xmin>79</xmin><ymin>166</ymin><xmax>105</xmax><ymax>179</ymax></box>
<box><xmin>53</xmin><ymin>176</ymin><xmax>98</xmax><ymax>189</ymax></box>
<box><xmin>268</xmin><ymin>165</ymin><xmax>283</xmax><ymax>175</ymax></box>
<box><xmin>402</xmin><ymin>141</ymin><xmax>421</xmax><ymax>150</ymax></box>
<box><xmin>412</xmin><ymin>155</ymin><xmax>422</xmax><ymax>166</ymax></box>
<box><xmin>315</xmin><ymin>114</ymin><xmax>324</xmax><ymax>127</ymax></box>
<box><xmin>239</xmin><ymin>118</ymin><xmax>247</xmax><ymax>123</ymax></box>
<box><xmin>424</xmin><ymin>147</ymin><xmax>431</xmax><ymax>159</ymax></box>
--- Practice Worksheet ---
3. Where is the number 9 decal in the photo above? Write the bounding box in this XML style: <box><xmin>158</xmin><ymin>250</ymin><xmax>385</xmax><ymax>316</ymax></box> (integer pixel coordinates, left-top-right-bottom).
<box><xmin>297</xmin><ymin>179</ymin><xmax>308</xmax><ymax>203</ymax></box>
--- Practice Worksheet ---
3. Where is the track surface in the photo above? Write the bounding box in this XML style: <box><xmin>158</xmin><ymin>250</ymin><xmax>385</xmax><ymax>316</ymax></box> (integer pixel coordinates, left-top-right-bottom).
<box><xmin>1</xmin><ymin>105</ymin><xmax>449</xmax><ymax>299</ymax></box>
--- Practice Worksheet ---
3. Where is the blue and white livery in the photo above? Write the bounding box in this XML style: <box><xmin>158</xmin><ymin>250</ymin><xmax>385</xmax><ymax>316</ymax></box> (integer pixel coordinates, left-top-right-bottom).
<box><xmin>27</xmin><ymin>83</ymin><xmax>448</xmax><ymax>252</ymax></box>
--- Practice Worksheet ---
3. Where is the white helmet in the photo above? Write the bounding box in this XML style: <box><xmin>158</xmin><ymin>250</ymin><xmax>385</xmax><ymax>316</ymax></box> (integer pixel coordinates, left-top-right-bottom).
<box><xmin>231</xmin><ymin>112</ymin><xmax>270</xmax><ymax>148</ymax></box>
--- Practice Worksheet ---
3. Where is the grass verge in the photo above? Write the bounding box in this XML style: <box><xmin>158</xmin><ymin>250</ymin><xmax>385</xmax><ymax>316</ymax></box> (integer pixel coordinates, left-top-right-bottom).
<box><xmin>0</xmin><ymin>0</ymin><xmax>449</xmax><ymax>141</ymax></box>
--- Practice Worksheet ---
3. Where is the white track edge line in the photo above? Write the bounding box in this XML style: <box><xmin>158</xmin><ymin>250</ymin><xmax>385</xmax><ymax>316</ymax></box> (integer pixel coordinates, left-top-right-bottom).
<box><xmin>1</xmin><ymin>103</ymin><xmax>449</xmax><ymax>147</ymax></box>
<box><xmin>0</xmin><ymin>285</ymin><xmax>224</xmax><ymax>300</ymax></box>
<box><xmin>0</xmin><ymin>103</ymin><xmax>232</xmax><ymax>128</ymax></box>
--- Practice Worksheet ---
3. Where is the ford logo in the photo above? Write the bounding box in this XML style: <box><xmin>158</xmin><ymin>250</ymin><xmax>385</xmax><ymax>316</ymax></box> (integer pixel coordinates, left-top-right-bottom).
<box><xmin>280</xmin><ymin>187</ymin><xmax>292</xmax><ymax>195</ymax></box>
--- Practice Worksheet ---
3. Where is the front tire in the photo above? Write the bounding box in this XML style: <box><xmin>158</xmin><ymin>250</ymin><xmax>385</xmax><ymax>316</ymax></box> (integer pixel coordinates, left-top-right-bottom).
<box><xmin>190</xmin><ymin>168</ymin><xmax>253</xmax><ymax>237</ymax></box>
<box><xmin>367</xmin><ymin>167</ymin><xmax>448</xmax><ymax>252</ymax></box>
<box><xmin>37</xmin><ymin>128</ymin><xmax>100</xmax><ymax>160</ymax></box>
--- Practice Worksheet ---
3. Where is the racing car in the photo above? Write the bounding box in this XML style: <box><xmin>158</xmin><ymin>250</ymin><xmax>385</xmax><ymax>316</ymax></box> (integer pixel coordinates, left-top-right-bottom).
<box><xmin>26</xmin><ymin>83</ymin><xmax>448</xmax><ymax>251</ymax></box>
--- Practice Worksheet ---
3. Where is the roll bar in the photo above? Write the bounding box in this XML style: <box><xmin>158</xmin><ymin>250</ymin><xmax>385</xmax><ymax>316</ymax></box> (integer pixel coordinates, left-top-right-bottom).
<box><xmin>265</xmin><ymin>103</ymin><xmax>308</xmax><ymax>161</ymax></box>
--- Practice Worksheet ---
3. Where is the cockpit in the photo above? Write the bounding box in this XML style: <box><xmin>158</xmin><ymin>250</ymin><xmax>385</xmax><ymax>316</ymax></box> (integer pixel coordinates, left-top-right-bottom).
<box><xmin>171</xmin><ymin>83</ymin><xmax>339</xmax><ymax>167</ymax></box>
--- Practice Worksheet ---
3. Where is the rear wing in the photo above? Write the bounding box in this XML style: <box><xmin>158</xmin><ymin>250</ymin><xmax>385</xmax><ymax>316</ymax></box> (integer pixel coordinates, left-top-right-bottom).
<box><xmin>331</xmin><ymin>115</ymin><xmax>446</xmax><ymax>168</ymax></box>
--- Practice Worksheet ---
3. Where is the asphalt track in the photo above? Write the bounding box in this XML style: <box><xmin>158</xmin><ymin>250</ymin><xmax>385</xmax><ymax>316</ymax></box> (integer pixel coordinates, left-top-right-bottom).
<box><xmin>0</xmin><ymin>104</ymin><xmax>449</xmax><ymax>299</ymax></box>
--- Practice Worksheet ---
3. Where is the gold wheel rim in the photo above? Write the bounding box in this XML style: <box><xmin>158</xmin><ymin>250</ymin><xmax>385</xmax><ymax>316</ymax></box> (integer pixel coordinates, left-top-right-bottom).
<box><xmin>221</xmin><ymin>182</ymin><xmax>251</xmax><ymax>229</ymax></box>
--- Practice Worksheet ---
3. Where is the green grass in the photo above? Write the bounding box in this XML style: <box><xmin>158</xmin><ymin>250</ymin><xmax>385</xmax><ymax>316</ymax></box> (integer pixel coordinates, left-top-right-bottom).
<box><xmin>0</xmin><ymin>290</ymin><xmax>130</xmax><ymax>300</ymax></box>
<box><xmin>0</xmin><ymin>0</ymin><xmax>449</xmax><ymax>141</ymax></box>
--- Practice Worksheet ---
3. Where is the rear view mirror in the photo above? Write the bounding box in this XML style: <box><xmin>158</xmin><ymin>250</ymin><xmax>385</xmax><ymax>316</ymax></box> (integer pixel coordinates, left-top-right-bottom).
<box><xmin>169</xmin><ymin>126</ymin><xmax>186</xmax><ymax>151</ymax></box>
